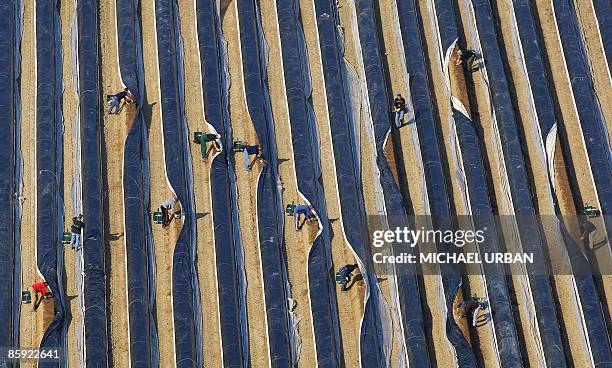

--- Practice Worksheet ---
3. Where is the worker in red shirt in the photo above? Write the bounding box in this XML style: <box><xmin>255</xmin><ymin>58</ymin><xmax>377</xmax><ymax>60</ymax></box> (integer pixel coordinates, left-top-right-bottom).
<box><xmin>32</xmin><ymin>282</ymin><xmax>49</xmax><ymax>311</ymax></box>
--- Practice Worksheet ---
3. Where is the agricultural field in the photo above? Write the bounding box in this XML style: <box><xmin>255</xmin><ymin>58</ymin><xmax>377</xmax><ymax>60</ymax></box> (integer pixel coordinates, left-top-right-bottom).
<box><xmin>0</xmin><ymin>0</ymin><xmax>610</xmax><ymax>366</ymax></box>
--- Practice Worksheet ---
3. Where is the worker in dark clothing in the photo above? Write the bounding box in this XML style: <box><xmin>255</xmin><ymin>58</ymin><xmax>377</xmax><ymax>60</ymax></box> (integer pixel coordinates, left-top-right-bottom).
<box><xmin>160</xmin><ymin>197</ymin><xmax>178</xmax><ymax>227</ymax></box>
<box><xmin>393</xmin><ymin>93</ymin><xmax>407</xmax><ymax>128</ymax></box>
<box><xmin>195</xmin><ymin>133</ymin><xmax>222</xmax><ymax>159</ymax></box>
<box><xmin>106</xmin><ymin>87</ymin><xmax>136</xmax><ymax>115</ymax></box>
<box><xmin>294</xmin><ymin>204</ymin><xmax>316</xmax><ymax>231</ymax></box>
<box><xmin>32</xmin><ymin>282</ymin><xmax>49</xmax><ymax>311</ymax></box>
<box><xmin>70</xmin><ymin>214</ymin><xmax>84</xmax><ymax>250</ymax></box>
<box><xmin>456</xmin><ymin>299</ymin><xmax>472</xmax><ymax>317</ymax></box>
<box><xmin>456</xmin><ymin>296</ymin><xmax>488</xmax><ymax>324</ymax></box>
<box><xmin>456</xmin><ymin>49</ymin><xmax>480</xmax><ymax>72</ymax></box>
<box><xmin>242</xmin><ymin>145</ymin><xmax>262</xmax><ymax>172</ymax></box>
<box><xmin>336</xmin><ymin>264</ymin><xmax>359</xmax><ymax>292</ymax></box>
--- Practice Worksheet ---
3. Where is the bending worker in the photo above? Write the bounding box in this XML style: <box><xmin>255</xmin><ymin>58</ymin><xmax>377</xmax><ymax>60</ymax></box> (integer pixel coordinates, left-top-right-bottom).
<box><xmin>455</xmin><ymin>49</ymin><xmax>480</xmax><ymax>72</ymax></box>
<box><xmin>294</xmin><ymin>204</ymin><xmax>316</xmax><ymax>231</ymax></box>
<box><xmin>32</xmin><ymin>281</ymin><xmax>49</xmax><ymax>311</ymax></box>
<box><xmin>194</xmin><ymin>132</ymin><xmax>222</xmax><ymax>159</ymax></box>
<box><xmin>106</xmin><ymin>87</ymin><xmax>136</xmax><ymax>115</ymax></box>
<box><xmin>242</xmin><ymin>145</ymin><xmax>262</xmax><ymax>172</ymax></box>
<box><xmin>160</xmin><ymin>197</ymin><xmax>178</xmax><ymax>227</ymax></box>
<box><xmin>336</xmin><ymin>264</ymin><xmax>359</xmax><ymax>292</ymax></box>
<box><xmin>393</xmin><ymin>93</ymin><xmax>407</xmax><ymax>128</ymax></box>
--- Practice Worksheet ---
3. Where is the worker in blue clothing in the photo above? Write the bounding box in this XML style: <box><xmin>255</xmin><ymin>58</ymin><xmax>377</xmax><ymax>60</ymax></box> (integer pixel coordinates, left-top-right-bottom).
<box><xmin>242</xmin><ymin>145</ymin><xmax>262</xmax><ymax>172</ymax></box>
<box><xmin>336</xmin><ymin>264</ymin><xmax>359</xmax><ymax>292</ymax></box>
<box><xmin>294</xmin><ymin>204</ymin><xmax>316</xmax><ymax>231</ymax></box>
<box><xmin>106</xmin><ymin>87</ymin><xmax>136</xmax><ymax>115</ymax></box>
<box><xmin>392</xmin><ymin>93</ymin><xmax>407</xmax><ymax>128</ymax></box>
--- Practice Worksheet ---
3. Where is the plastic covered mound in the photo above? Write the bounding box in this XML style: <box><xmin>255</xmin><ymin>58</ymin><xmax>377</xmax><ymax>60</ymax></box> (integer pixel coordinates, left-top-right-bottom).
<box><xmin>35</xmin><ymin>1</ymin><xmax>68</xmax><ymax>366</ymax></box>
<box><xmin>236</xmin><ymin>0</ymin><xmax>298</xmax><ymax>365</ymax></box>
<box><xmin>116</xmin><ymin>0</ymin><xmax>159</xmax><ymax>365</ymax></box>
<box><xmin>0</xmin><ymin>0</ymin><xmax>21</xmax><ymax>352</ymax></box>
<box><xmin>153</xmin><ymin>0</ymin><xmax>202</xmax><ymax>366</ymax></box>
<box><xmin>351</xmin><ymin>0</ymin><xmax>435</xmax><ymax>366</ymax></box>
<box><xmin>348</xmin><ymin>0</ymin><xmax>475</xmax><ymax>365</ymax></box>
<box><xmin>312</xmin><ymin>0</ymin><xmax>393</xmax><ymax>366</ymax></box>
<box><xmin>467</xmin><ymin>0</ymin><xmax>569</xmax><ymax>365</ymax></box>
<box><xmin>552</xmin><ymin>0</ymin><xmax>612</xmax><ymax>234</ymax></box>
<box><xmin>508</xmin><ymin>0</ymin><xmax>612</xmax><ymax>365</ymax></box>
<box><xmin>427</xmin><ymin>0</ymin><xmax>523</xmax><ymax>365</ymax></box>
<box><xmin>275</xmin><ymin>0</ymin><xmax>343</xmax><ymax>365</ymax></box>
<box><xmin>194</xmin><ymin>0</ymin><xmax>249</xmax><ymax>365</ymax></box>
<box><xmin>73</xmin><ymin>0</ymin><xmax>111</xmax><ymax>365</ymax></box>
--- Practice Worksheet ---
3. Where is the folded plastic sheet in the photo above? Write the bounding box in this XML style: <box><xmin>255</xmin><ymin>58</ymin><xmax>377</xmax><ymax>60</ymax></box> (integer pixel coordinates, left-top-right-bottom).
<box><xmin>236</xmin><ymin>0</ymin><xmax>298</xmax><ymax>365</ymax></box>
<box><xmin>312</xmin><ymin>1</ymin><xmax>393</xmax><ymax>366</ymax></box>
<box><xmin>115</xmin><ymin>0</ymin><xmax>159</xmax><ymax>366</ymax></box>
<box><xmin>275</xmin><ymin>0</ymin><xmax>343</xmax><ymax>366</ymax></box>
<box><xmin>427</xmin><ymin>0</ymin><xmax>524</xmax><ymax>365</ymax></box>
<box><xmin>0</xmin><ymin>0</ymin><xmax>21</xmax><ymax>353</ymax></box>
<box><xmin>153</xmin><ymin>0</ymin><xmax>202</xmax><ymax>366</ymax></box>
<box><xmin>349</xmin><ymin>0</ymin><xmax>476</xmax><ymax>365</ymax></box>
<box><xmin>552</xmin><ymin>0</ymin><xmax>612</xmax><ymax>234</ymax></box>
<box><xmin>72</xmin><ymin>1</ymin><xmax>112</xmax><ymax>365</ymax></box>
<box><xmin>508</xmin><ymin>1</ymin><xmax>612</xmax><ymax>364</ymax></box>
<box><xmin>468</xmin><ymin>0</ymin><xmax>569</xmax><ymax>365</ymax></box>
<box><xmin>591</xmin><ymin>0</ymin><xmax>611</xmax><ymax>69</ymax></box>
<box><xmin>194</xmin><ymin>0</ymin><xmax>249</xmax><ymax>365</ymax></box>
<box><xmin>35</xmin><ymin>1</ymin><xmax>67</xmax><ymax>365</ymax></box>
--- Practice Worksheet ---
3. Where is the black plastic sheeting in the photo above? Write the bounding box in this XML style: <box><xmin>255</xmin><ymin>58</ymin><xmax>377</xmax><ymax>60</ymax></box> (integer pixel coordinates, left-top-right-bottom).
<box><xmin>35</xmin><ymin>1</ymin><xmax>67</xmax><ymax>366</ymax></box>
<box><xmin>236</xmin><ymin>1</ymin><xmax>296</xmax><ymax>365</ymax></box>
<box><xmin>429</xmin><ymin>0</ymin><xmax>523</xmax><ymax>366</ymax></box>
<box><xmin>592</xmin><ymin>0</ymin><xmax>612</xmax><ymax>69</ymax></box>
<box><xmin>154</xmin><ymin>1</ymin><xmax>202</xmax><ymax>366</ymax></box>
<box><xmin>75</xmin><ymin>1</ymin><xmax>110</xmax><ymax>365</ymax></box>
<box><xmin>312</xmin><ymin>0</ymin><xmax>388</xmax><ymax>366</ymax></box>
<box><xmin>275</xmin><ymin>0</ymin><xmax>343</xmax><ymax>366</ymax></box>
<box><xmin>194</xmin><ymin>0</ymin><xmax>249</xmax><ymax>366</ymax></box>
<box><xmin>353</xmin><ymin>0</ymin><xmax>433</xmax><ymax>366</ymax></box>
<box><xmin>552</xmin><ymin>0</ymin><xmax>612</xmax><ymax>235</ymax></box>
<box><xmin>0</xmin><ymin>0</ymin><xmax>20</xmax><ymax>354</ymax></box>
<box><xmin>470</xmin><ymin>0</ymin><xmax>568</xmax><ymax>365</ymax></box>
<box><xmin>511</xmin><ymin>1</ymin><xmax>612</xmax><ymax>365</ymax></box>
<box><xmin>352</xmin><ymin>0</ymin><xmax>476</xmax><ymax>365</ymax></box>
<box><xmin>115</xmin><ymin>0</ymin><xmax>159</xmax><ymax>366</ymax></box>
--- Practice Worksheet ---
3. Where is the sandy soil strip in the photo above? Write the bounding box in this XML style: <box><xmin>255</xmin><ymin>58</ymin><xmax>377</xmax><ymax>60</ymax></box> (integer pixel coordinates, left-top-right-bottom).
<box><xmin>97</xmin><ymin>0</ymin><xmax>130</xmax><ymax>365</ymax></box>
<box><xmin>221</xmin><ymin>0</ymin><xmax>270</xmax><ymax>365</ymax></box>
<box><xmin>59</xmin><ymin>1</ymin><xmax>79</xmax><ymax>366</ymax></box>
<box><xmin>298</xmin><ymin>1</ymin><xmax>365</xmax><ymax>365</ymax></box>
<box><xmin>534</xmin><ymin>0</ymin><xmax>612</xmax><ymax>322</ymax></box>
<box><xmin>258</xmin><ymin>1</ymin><xmax>318</xmax><ymax>366</ymax></box>
<box><xmin>140</xmin><ymin>0</ymin><xmax>180</xmax><ymax>365</ymax></box>
<box><xmin>19</xmin><ymin>0</ymin><xmax>43</xmax><ymax>352</ymax></box>
<box><xmin>175</xmin><ymin>0</ymin><xmax>222</xmax><ymax>366</ymax></box>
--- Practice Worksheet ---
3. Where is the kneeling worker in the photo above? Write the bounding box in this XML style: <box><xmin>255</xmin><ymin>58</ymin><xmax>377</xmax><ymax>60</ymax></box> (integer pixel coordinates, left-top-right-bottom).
<box><xmin>32</xmin><ymin>281</ymin><xmax>50</xmax><ymax>311</ymax></box>
<box><xmin>160</xmin><ymin>197</ymin><xmax>179</xmax><ymax>227</ymax></box>
<box><xmin>336</xmin><ymin>264</ymin><xmax>359</xmax><ymax>292</ymax></box>
<box><xmin>194</xmin><ymin>132</ymin><xmax>222</xmax><ymax>159</ymax></box>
